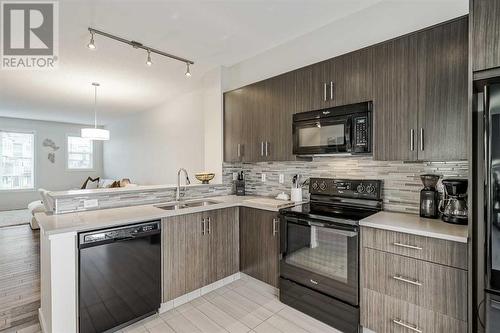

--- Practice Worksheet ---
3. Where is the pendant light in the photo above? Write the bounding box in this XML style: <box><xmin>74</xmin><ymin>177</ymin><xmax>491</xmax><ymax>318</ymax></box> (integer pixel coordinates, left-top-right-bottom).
<box><xmin>81</xmin><ymin>83</ymin><xmax>110</xmax><ymax>141</ymax></box>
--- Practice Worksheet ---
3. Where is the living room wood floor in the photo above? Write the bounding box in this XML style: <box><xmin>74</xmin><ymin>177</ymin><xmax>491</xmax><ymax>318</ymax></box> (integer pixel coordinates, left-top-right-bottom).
<box><xmin>0</xmin><ymin>225</ymin><xmax>40</xmax><ymax>332</ymax></box>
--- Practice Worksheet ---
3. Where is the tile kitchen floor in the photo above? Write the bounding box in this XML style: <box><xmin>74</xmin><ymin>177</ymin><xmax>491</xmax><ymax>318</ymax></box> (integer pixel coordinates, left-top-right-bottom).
<box><xmin>15</xmin><ymin>275</ymin><xmax>342</xmax><ymax>333</ymax></box>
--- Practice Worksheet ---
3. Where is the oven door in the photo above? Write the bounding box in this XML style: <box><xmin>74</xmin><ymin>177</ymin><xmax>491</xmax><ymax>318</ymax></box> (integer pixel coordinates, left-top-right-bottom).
<box><xmin>292</xmin><ymin>115</ymin><xmax>351</xmax><ymax>155</ymax></box>
<box><xmin>280</xmin><ymin>215</ymin><xmax>359</xmax><ymax>305</ymax></box>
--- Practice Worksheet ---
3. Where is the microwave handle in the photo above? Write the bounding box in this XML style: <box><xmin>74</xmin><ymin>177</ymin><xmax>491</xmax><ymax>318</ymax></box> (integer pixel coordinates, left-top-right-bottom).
<box><xmin>345</xmin><ymin>118</ymin><xmax>352</xmax><ymax>151</ymax></box>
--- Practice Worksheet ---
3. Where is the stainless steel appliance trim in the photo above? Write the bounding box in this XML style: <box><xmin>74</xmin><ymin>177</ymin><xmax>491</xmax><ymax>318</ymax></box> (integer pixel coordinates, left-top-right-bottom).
<box><xmin>420</xmin><ymin>128</ymin><xmax>424</xmax><ymax>151</ymax></box>
<box><xmin>410</xmin><ymin>129</ymin><xmax>415</xmax><ymax>151</ymax></box>
<box><xmin>392</xmin><ymin>319</ymin><xmax>422</xmax><ymax>333</ymax></box>
<box><xmin>330</xmin><ymin>81</ymin><xmax>334</xmax><ymax>100</ymax></box>
<box><xmin>393</xmin><ymin>242</ymin><xmax>423</xmax><ymax>250</ymax></box>
<box><xmin>392</xmin><ymin>275</ymin><xmax>422</xmax><ymax>286</ymax></box>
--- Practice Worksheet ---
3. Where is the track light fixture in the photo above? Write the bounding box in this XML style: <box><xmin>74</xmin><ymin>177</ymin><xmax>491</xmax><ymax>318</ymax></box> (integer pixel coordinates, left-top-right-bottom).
<box><xmin>87</xmin><ymin>31</ymin><xmax>96</xmax><ymax>50</ymax></box>
<box><xmin>87</xmin><ymin>27</ymin><xmax>194</xmax><ymax>75</ymax></box>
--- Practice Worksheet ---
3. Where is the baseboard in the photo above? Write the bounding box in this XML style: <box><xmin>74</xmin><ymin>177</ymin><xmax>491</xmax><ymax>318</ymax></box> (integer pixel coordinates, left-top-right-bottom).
<box><xmin>159</xmin><ymin>272</ymin><xmax>241</xmax><ymax>313</ymax></box>
<box><xmin>38</xmin><ymin>308</ymin><xmax>48</xmax><ymax>333</ymax></box>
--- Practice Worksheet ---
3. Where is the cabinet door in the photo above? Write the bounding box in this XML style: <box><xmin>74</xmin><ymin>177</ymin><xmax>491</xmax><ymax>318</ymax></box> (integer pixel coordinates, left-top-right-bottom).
<box><xmin>295</xmin><ymin>61</ymin><xmax>332</xmax><ymax>113</ymax></box>
<box><xmin>372</xmin><ymin>36</ymin><xmax>418</xmax><ymax>161</ymax></box>
<box><xmin>472</xmin><ymin>0</ymin><xmax>500</xmax><ymax>71</ymax></box>
<box><xmin>239</xmin><ymin>207</ymin><xmax>280</xmax><ymax>287</ymax></box>
<box><xmin>224</xmin><ymin>89</ymin><xmax>244</xmax><ymax>162</ymax></box>
<box><xmin>163</xmin><ymin>212</ymin><xmax>204</xmax><ymax>301</ymax></box>
<box><xmin>206</xmin><ymin>207</ymin><xmax>239</xmax><ymax>283</ymax></box>
<box><xmin>264</xmin><ymin>72</ymin><xmax>296</xmax><ymax>161</ymax></box>
<box><xmin>329</xmin><ymin>47</ymin><xmax>373</xmax><ymax>107</ymax></box>
<box><xmin>416</xmin><ymin>17</ymin><xmax>468</xmax><ymax>161</ymax></box>
<box><xmin>249</xmin><ymin>81</ymin><xmax>270</xmax><ymax>162</ymax></box>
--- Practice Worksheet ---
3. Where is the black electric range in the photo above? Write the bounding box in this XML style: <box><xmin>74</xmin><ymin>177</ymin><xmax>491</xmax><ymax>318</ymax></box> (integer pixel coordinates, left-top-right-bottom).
<box><xmin>279</xmin><ymin>178</ymin><xmax>382</xmax><ymax>333</ymax></box>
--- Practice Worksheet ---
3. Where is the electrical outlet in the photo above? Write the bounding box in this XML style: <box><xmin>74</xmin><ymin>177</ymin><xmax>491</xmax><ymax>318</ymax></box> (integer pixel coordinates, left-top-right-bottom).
<box><xmin>261</xmin><ymin>173</ymin><xmax>266</xmax><ymax>182</ymax></box>
<box><xmin>279</xmin><ymin>174</ymin><xmax>284</xmax><ymax>184</ymax></box>
<box><xmin>83</xmin><ymin>199</ymin><xmax>99</xmax><ymax>209</ymax></box>
<box><xmin>233</xmin><ymin>172</ymin><xmax>238</xmax><ymax>181</ymax></box>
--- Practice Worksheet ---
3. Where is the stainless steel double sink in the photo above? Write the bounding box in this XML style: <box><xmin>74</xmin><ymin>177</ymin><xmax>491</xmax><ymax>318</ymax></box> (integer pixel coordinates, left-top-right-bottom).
<box><xmin>155</xmin><ymin>199</ymin><xmax>220</xmax><ymax>211</ymax></box>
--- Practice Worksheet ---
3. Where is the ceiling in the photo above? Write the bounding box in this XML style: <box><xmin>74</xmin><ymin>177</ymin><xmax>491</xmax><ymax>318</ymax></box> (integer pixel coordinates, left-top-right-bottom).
<box><xmin>0</xmin><ymin>0</ymin><xmax>466</xmax><ymax>125</ymax></box>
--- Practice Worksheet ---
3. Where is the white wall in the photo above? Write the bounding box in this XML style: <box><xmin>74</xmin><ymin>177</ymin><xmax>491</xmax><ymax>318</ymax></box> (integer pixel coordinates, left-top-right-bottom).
<box><xmin>103</xmin><ymin>68</ymin><xmax>223</xmax><ymax>185</ymax></box>
<box><xmin>223</xmin><ymin>1</ymin><xmax>469</xmax><ymax>91</ymax></box>
<box><xmin>0</xmin><ymin>117</ymin><xmax>103</xmax><ymax>210</ymax></box>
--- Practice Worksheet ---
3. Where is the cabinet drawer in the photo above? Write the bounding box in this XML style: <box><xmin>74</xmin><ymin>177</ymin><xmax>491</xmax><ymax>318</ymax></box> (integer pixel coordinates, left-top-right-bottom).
<box><xmin>362</xmin><ymin>248</ymin><xmax>467</xmax><ymax>321</ymax></box>
<box><xmin>361</xmin><ymin>226</ymin><xmax>467</xmax><ymax>269</ymax></box>
<box><xmin>361</xmin><ymin>288</ymin><xmax>467</xmax><ymax>333</ymax></box>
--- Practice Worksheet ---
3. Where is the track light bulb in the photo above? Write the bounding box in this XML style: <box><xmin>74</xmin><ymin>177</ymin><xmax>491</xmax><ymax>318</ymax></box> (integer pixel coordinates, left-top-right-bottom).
<box><xmin>87</xmin><ymin>32</ymin><xmax>96</xmax><ymax>50</ymax></box>
<box><xmin>185</xmin><ymin>63</ymin><xmax>191</xmax><ymax>77</ymax></box>
<box><xmin>146</xmin><ymin>50</ymin><xmax>152</xmax><ymax>66</ymax></box>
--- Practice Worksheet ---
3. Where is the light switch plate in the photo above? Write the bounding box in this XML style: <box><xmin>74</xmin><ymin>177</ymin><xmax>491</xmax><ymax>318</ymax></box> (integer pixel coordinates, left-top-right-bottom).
<box><xmin>83</xmin><ymin>199</ymin><xmax>99</xmax><ymax>209</ymax></box>
<box><xmin>279</xmin><ymin>174</ymin><xmax>284</xmax><ymax>184</ymax></box>
<box><xmin>261</xmin><ymin>173</ymin><xmax>266</xmax><ymax>182</ymax></box>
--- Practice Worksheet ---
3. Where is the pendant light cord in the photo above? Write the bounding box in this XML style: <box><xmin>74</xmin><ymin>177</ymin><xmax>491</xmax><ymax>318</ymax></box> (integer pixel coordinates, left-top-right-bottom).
<box><xmin>94</xmin><ymin>85</ymin><xmax>97</xmax><ymax>129</ymax></box>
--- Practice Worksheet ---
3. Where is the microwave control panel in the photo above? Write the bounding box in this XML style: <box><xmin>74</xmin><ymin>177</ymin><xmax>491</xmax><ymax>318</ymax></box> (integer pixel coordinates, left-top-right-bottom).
<box><xmin>353</xmin><ymin>115</ymin><xmax>370</xmax><ymax>153</ymax></box>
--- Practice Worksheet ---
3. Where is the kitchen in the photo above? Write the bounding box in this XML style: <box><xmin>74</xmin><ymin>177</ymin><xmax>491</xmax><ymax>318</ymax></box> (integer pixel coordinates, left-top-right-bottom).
<box><xmin>0</xmin><ymin>0</ymin><xmax>497</xmax><ymax>333</ymax></box>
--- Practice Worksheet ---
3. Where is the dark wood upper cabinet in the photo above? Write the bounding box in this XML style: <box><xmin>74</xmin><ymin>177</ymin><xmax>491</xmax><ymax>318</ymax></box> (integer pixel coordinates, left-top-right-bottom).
<box><xmin>223</xmin><ymin>88</ymin><xmax>248</xmax><ymax>162</ymax></box>
<box><xmin>372</xmin><ymin>36</ymin><xmax>418</xmax><ymax>161</ymax></box>
<box><xmin>295</xmin><ymin>60</ymin><xmax>332</xmax><ymax>113</ymax></box>
<box><xmin>472</xmin><ymin>0</ymin><xmax>500</xmax><ymax>72</ymax></box>
<box><xmin>416</xmin><ymin>17</ymin><xmax>468</xmax><ymax>161</ymax></box>
<box><xmin>329</xmin><ymin>47</ymin><xmax>373</xmax><ymax>107</ymax></box>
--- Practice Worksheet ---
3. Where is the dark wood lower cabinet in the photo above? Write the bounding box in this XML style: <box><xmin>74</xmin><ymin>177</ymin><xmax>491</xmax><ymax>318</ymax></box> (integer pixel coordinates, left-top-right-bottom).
<box><xmin>239</xmin><ymin>207</ymin><xmax>280</xmax><ymax>288</ymax></box>
<box><xmin>162</xmin><ymin>208</ymin><xmax>239</xmax><ymax>301</ymax></box>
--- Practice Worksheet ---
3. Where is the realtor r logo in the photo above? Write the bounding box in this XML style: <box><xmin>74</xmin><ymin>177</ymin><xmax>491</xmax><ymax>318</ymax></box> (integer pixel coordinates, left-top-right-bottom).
<box><xmin>1</xmin><ymin>1</ymin><xmax>59</xmax><ymax>69</ymax></box>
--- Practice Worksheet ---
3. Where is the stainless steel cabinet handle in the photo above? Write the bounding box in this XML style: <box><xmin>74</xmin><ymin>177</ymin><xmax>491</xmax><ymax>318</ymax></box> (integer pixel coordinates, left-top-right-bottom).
<box><xmin>272</xmin><ymin>218</ymin><xmax>279</xmax><ymax>236</ymax></box>
<box><xmin>237</xmin><ymin>144</ymin><xmax>241</xmax><ymax>157</ymax></box>
<box><xmin>207</xmin><ymin>217</ymin><xmax>211</xmax><ymax>235</ymax></box>
<box><xmin>261</xmin><ymin>141</ymin><xmax>264</xmax><ymax>156</ymax></box>
<box><xmin>310</xmin><ymin>279</ymin><xmax>318</xmax><ymax>285</ymax></box>
<box><xmin>392</xmin><ymin>275</ymin><xmax>422</xmax><ymax>286</ymax></box>
<box><xmin>201</xmin><ymin>219</ymin><xmax>206</xmax><ymax>235</ymax></box>
<box><xmin>420</xmin><ymin>128</ymin><xmax>424</xmax><ymax>151</ymax></box>
<box><xmin>392</xmin><ymin>319</ymin><xmax>422</xmax><ymax>333</ymax></box>
<box><xmin>265</xmin><ymin>141</ymin><xmax>269</xmax><ymax>156</ymax></box>
<box><xmin>410</xmin><ymin>129</ymin><xmax>415</xmax><ymax>151</ymax></box>
<box><xmin>323</xmin><ymin>83</ymin><xmax>327</xmax><ymax>101</ymax></box>
<box><xmin>330</xmin><ymin>81</ymin><xmax>334</xmax><ymax>100</ymax></box>
<box><xmin>393</xmin><ymin>242</ymin><xmax>422</xmax><ymax>251</ymax></box>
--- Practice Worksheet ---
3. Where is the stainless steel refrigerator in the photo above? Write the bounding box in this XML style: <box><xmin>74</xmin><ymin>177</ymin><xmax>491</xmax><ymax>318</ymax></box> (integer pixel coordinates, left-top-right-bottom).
<box><xmin>478</xmin><ymin>79</ymin><xmax>500</xmax><ymax>332</ymax></box>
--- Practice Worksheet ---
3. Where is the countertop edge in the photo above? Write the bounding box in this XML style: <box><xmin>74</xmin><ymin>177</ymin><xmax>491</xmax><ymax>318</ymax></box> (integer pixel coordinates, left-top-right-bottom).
<box><xmin>359</xmin><ymin>220</ymin><xmax>469</xmax><ymax>243</ymax></box>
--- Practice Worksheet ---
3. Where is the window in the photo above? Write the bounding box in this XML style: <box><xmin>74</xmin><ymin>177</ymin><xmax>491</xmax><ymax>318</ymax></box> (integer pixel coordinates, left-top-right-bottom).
<box><xmin>67</xmin><ymin>136</ymin><xmax>93</xmax><ymax>170</ymax></box>
<box><xmin>0</xmin><ymin>130</ymin><xmax>35</xmax><ymax>190</ymax></box>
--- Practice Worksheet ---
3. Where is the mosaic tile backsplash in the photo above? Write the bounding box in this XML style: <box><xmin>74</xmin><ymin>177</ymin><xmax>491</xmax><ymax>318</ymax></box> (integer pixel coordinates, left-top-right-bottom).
<box><xmin>223</xmin><ymin>157</ymin><xmax>468</xmax><ymax>214</ymax></box>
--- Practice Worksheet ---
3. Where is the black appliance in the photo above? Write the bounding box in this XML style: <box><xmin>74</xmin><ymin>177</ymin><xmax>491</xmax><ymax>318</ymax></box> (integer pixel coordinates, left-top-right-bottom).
<box><xmin>279</xmin><ymin>178</ymin><xmax>382</xmax><ymax>333</ymax></box>
<box><xmin>440</xmin><ymin>178</ymin><xmax>468</xmax><ymax>225</ymax></box>
<box><xmin>78</xmin><ymin>221</ymin><xmax>161</xmax><ymax>333</ymax></box>
<box><xmin>419</xmin><ymin>174</ymin><xmax>440</xmax><ymax>219</ymax></box>
<box><xmin>292</xmin><ymin>101</ymin><xmax>372</xmax><ymax>156</ymax></box>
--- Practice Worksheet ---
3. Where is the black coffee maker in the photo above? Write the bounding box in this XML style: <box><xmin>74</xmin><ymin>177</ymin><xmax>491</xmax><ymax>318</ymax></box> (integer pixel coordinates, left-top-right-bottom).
<box><xmin>420</xmin><ymin>174</ymin><xmax>440</xmax><ymax>218</ymax></box>
<box><xmin>440</xmin><ymin>178</ymin><xmax>468</xmax><ymax>225</ymax></box>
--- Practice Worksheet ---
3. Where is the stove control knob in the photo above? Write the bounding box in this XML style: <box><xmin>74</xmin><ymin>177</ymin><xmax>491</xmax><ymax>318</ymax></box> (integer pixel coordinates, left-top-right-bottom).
<box><xmin>366</xmin><ymin>184</ymin><xmax>375</xmax><ymax>194</ymax></box>
<box><xmin>319</xmin><ymin>181</ymin><xmax>327</xmax><ymax>191</ymax></box>
<box><xmin>312</xmin><ymin>182</ymin><xmax>319</xmax><ymax>190</ymax></box>
<box><xmin>356</xmin><ymin>184</ymin><xmax>365</xmax><ymax>193</ymax></box>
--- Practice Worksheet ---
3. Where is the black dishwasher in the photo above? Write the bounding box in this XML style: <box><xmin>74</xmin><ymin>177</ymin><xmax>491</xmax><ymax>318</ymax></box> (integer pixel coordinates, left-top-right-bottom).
<box><xmin>78</xmin><ymin>221</ymin><xmax>161</xmax><ymax>333</ymax></box>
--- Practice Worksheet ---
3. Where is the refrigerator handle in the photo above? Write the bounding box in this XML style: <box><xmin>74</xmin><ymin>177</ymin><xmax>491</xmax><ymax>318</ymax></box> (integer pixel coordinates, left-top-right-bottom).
<box><xmin>485</xmin><ymin>84</ymin><xmax>493</xmax><ymax>289</ymax></box>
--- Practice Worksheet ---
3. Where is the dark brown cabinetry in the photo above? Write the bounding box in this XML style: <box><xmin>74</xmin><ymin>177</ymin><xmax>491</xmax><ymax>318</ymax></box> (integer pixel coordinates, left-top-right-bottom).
<box><xmin>373</xmin><ymin>17</ymin><xmax>468</xmax><ymax>161</ymax></box>
<box><xmin>472</xmin><ymin>0</ymin><xmax>500</xmax><ymax>72</ymax></box>
<box><xmin>416</xmin><ymin>18</ymin><xmax>468</xmax><ymax>161</ymax></box>
<box><xmin>239</xmin><ymin>207</ymin><xmax>280</xmax><ymax>287</ymax></box>
<box><xmin>163</xmin><ymin>208</ymin><xmax>239</xmax><ymax>301</ymax></box>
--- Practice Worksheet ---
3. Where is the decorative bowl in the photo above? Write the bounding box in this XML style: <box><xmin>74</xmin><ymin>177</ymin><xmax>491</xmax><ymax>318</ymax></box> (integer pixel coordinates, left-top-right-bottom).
<box><xmin>195</xmin><ymin>173</ymin><xmax>215</xmax><ymax>184</ymax></box>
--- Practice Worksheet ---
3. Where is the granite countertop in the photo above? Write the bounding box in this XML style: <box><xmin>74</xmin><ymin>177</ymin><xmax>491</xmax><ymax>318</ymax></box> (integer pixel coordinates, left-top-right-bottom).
<box><xmin>359</xmin><ymin>211</ymin><xmax>468</xmax><ymax>243</ymax></box>
<box><xmin>35</xmin><ymin>195</ymin><xmax>299</xmax><ymax>236</ymax></box>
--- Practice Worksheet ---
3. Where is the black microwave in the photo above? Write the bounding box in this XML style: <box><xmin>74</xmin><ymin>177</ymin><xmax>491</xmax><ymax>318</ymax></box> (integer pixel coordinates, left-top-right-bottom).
<box><xmin>292</xmin><ymin>101</ymin><xmax>372</xmax><ymax>156</ymax></box>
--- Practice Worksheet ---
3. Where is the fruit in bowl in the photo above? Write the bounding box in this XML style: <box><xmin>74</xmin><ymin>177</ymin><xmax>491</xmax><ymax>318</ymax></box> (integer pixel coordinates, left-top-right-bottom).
<box><xmin>195</xmin><ymin>172</ymin><xmax>215</xmax><ymax>184</ymax></box>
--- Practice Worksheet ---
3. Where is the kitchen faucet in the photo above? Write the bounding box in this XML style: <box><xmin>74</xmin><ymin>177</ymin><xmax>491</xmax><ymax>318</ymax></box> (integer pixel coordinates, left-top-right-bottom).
<box><xmin>176</xmin><ymin>168</ymin><xmax>191</xmax><ymax>201</ymax></box>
